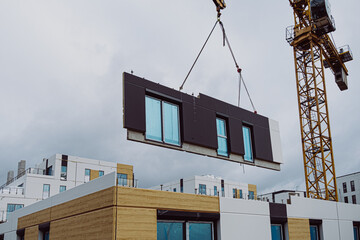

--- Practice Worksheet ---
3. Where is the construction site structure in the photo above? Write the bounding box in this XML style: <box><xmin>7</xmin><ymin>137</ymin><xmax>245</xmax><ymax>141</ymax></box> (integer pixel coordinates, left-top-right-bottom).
<box><xmin>286</xmin><ymin>0</ymin><xmax>353</xmax><ymax>201</ymax></box>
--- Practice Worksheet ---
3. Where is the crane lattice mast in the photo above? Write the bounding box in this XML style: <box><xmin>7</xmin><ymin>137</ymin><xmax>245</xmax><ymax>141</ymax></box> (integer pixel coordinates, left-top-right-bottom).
<box><xmin>286</xmin><ymin>0</ymin><xmax>353</xmax><ymax>201</ymax></box>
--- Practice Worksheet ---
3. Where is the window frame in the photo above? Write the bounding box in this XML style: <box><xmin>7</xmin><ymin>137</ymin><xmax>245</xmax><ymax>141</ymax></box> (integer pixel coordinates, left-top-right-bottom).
<box><xmin>214</xmin><ymin>186</ymin><xmax>218</xmax><ymax>196</ymax></box>
<box><xmin>352</xmin><ymin>195</ymin><xmax>357</xmax><ymax>204</ymax></box>
<box><xmin>145</xmin><ymin>95</ymin><xmax>181</xmax><ymax>146</ymax></box>
<box><xmin>351</xmin><ymin>180</ymin><xmax>356</xmax><ymax>192</ymax></box>
<box><xmin>345</xmin><ymin>196</ymin><xmax>349</xmax><ymax>203</ymax></box>
<box><xmin>343</xmin><ymin>182</ymin><xmax>348</xmax><ymax>193</ymax></box>
<box><xmin>42</xmin><ymin>184</ymin><xmax>50</xmax><ymax>199</ymax></box>
<box><xmin>117</xmin><ymin>173</ymin><xmax>128</xmax><ymax>186</ymax></box>
<box><xmin>199</xmin><ymin>184</ymin><xmax>207</xmax><ymax>195</ymax></box>
<box><xmin>242</xmin><ymin>124</ymin><xmax>254</xmax><ymax>162</ymax></box>
<box><xmin>6</xmin><ymin>203</ymin><xmax>24</xmax><ymax>214</ymax></box>
<box><xmin>59</xmin><ymin>185</ymin><xmax>66</xmax><ymax>193</ymax></box>
<box><xmin>271</xmin><ymin>224</ymin><xmax>284</xmax><ymax>240</ymax></box>
<box><xmin>99</xmin><ymin>170</ymin><xmax>104</xmax><ymax>177</ymax></box>
<box><xmin>187</xmin><ymin>221</ymin><xmax>214</xmax><ymax>240</ymax></box>
<box><xmin>216</xmin><ymin>117</ymin><xmax>228</xmax><ymax>157</ymax></box>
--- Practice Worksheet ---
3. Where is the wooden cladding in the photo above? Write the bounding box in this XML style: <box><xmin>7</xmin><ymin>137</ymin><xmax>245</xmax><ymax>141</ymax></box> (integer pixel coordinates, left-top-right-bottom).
<box><xmin>116</xmin><ymin>207</ymin><xmax>157</xmax><ymax>239</ymax></box>
<box><xmin>90</xmin><ymin>169</ymin><xmax>99</xmax><ymax>181</ymax></box>
<box><xmin>288</xmin><ymin>218</ymin><xmax>311</xmax><ymax>240</ymax></box>
<box><xmin>24</xmin><ymin>226</ymin><xmax>38</xmax><ymax>240</ymax></box>
<box><xmin>117</xmin><ymin>187</ymin><xmax>220</xmax><ymax>213</ymax></box>
<box><xmin>248</xmin><ymin>184</ymin><xmax>257</xmax><ymax>199</ymax></box>
<box><xmin>19</xmin><ymin>186</ymin><xmax>219</xmax><ymax>240</ymax></box>
<box><xmin>50</xmin><ymin>207</ymin><xmax>116</xmax><ymax>240</ymax></box>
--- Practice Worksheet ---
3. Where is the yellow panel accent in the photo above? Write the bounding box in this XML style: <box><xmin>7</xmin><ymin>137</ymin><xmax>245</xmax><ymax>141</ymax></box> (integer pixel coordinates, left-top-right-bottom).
<box><xmin>24</xmin><ymin>226</ymin><xmax>38</xmax><ymax>240</ymax></box>
<box><xmin>288</xmin><ymin>218</ymin><xmax>311</xmax><ymax>240</ymax></box>
<box><xmin>50</xmin><ymin>207</ymin><xmax>116</xmax><ymax>240</ymax></box>
<box><xmin>117</xmin><ymin>163</ymin><xmax>133</xmax><ymax>177</ymax></box>
<box><xmin>248</xmin><ymin>184</ymin><xmax>257</xmax><ymax>199</ymax></box>
<box><xmin>117</xmin><ymin>187</ymin><xmax>220</xmax><ymax>213</ymax></box>
<box><xmin>18</xmin><ymin>208</ymin><xmax>51</xmax><ymax>230</ymax></box>
<box><xmin>90</xmin><ymin>169</ymin><xmax>99</xmax><ymax>181</ymax></box>
<box><xmin>116</xmin><ymin>207</ymin><xmax>156</xmax><ymax>239</ymax></box>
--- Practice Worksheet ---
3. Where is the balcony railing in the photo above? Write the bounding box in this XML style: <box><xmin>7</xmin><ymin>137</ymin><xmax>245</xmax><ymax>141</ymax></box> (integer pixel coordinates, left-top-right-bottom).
<box><xmin>0</xmin><ymin>168</ymin><xmax>47</xmax><ymax>190</ymax></box>
<box><xmin>117</xmin><ymin>178</ymin><xmax>138</xmax><ymax>188</ymax></box>
<box><xmin>0</xmin><ymin>187</ymin><xmax>24</xmax><ymax>195</ymax></box>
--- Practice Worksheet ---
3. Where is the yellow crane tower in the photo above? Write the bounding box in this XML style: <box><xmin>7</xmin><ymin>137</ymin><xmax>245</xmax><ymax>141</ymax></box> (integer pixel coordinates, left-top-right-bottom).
<box><xmin>286</xmin><ymin>0</ymin><xmax>353</xmax><ymax>201</ymax></box>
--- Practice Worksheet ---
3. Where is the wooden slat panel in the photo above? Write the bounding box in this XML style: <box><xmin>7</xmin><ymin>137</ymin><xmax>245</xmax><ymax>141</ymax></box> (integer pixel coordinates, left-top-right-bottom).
<box><xmin>51</xmin><ymin>187</ymin><xmax>116</xmax><ymax>220</ymax></box>
<box><xmin>24</xmin><ymin>226</ymin><xmax>38</xmax><ymax>240</ymax></box>
<box><xmin>248</xmin><ymin>184</ymin><xmax>257</xmax><ymax>199</ymax></box>
<box><xmin>117</xmin><ymin>187</ymin><xmax>220</xmax><ymax>213</ymax></box>
<box><xmin>90</xmin><ymin>170</ymin><xmax>99</xmax><ymax>180</ymax></box>
<box><xmin>18</xmin><ymin>208</ymin><xmax>51</xmax><ymax>229</ymax></box>
<box><xmin>288</xmin><ymin>218</ymin><xmax>311</xmax><ymax>240</ymax></box>
<box><xmin>50</xmin><ymin>207</ymin><xmax>116</xmax><ymax>240</ymax></box>
<box><xmin>116</xmin><ymin>207</ymin><xmax>156</xmax><ymax>239</ymax></box>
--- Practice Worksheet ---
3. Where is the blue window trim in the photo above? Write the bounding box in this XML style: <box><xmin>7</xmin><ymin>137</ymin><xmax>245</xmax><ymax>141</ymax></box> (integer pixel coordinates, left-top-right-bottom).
<box><xmin>145</xmin><ymin>95</ymin><xmax>181</xmax><ymax>146</ymax></box>
<box><xmin>216</xmin><ymin>118</ymin><xmax>228</xmax><ymax>157</ymax></box>
<box><xmin>242</xmin><ymin>125</ymin><xmax>254</xmax><ymax>162</ymax></box>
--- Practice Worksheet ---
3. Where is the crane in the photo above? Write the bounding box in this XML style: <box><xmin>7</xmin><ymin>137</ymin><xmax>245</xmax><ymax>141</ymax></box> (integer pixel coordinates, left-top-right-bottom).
<box><xmin>286</xmin><ymin>0</ymin><xmax>353</xmax><ymax>201</ymax></box>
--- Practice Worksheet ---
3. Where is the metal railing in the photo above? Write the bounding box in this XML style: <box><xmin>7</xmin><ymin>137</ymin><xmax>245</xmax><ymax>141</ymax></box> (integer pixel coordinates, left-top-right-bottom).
<box><xmin>0</xmin><ymin>168</ymin><xmax>46</xmax><ymax>190</ymax></box>
<box><xmin>117</xmin><ymin>178</ymin><xmax>138</xmax><ymax>188</ymax></box>
<box><xmin>0</xmin><ymin>187</ymin><xmax>24</xmax><ymax>195</ymax></box>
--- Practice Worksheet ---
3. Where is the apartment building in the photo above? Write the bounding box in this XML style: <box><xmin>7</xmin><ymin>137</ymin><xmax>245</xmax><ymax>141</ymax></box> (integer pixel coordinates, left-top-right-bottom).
<box><xmin>337</xmin><ymin>171</ymin><xmax>360</xmax><ymax>204</ymax></box>
<box><xmin>149</xmin><ymin>175</ymin><xmax>257</xmax><ymax>200</ymax></box>
<box><xmin>0</xmin><ymin>154</ymin><xmax>134</xmax><ymax>222</ymax></box>
<box><xmin>0</xmin><ymin>171</ymin><xmax>360</xmax><ymax>240</ymax></box>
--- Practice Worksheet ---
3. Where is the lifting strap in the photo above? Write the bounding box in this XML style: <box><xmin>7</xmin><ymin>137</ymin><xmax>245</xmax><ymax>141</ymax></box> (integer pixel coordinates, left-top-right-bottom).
<box><xmin>179</xmin><ymin>16</ymin><xmax>257</xmax><ymax>113</ymax></box>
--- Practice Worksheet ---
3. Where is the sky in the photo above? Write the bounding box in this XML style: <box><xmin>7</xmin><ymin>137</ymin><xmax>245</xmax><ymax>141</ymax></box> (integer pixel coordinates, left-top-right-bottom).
<box><xmin>0</xmin><ymin>0</ymin><xmax>359</xmax><ymax>194</ymax></box>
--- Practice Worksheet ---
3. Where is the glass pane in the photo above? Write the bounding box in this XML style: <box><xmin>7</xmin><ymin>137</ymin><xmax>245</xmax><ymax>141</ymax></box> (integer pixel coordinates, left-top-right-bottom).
<box><xmin>163</xmin><ymin>102</ymin><xmax>180</xmax><ymax>145</ymax></box>
<box><xmin>249</xmin><ymin>191</ymin><xmax>255</xmax><ymax>200</ymax></box>
<box><xmin>85</xmin><ymin>169</ymin><xmax>90</xmax><ymax>176</ymax></box>
<box><xmin>240</xmin><ymin>190</ymin><xmax>243</xmax><ymax>199</ymax></box>
<box><xmin>216</xmin><ymin>118</ymin><xmax>226</xmax><ymax>136</ymax></box>
<box><xmin>15</xmin><ymin>204</ymin><xmax>23</xmax><ymax>210</ymax></box>
<box><xmin>310</xmin><ymin>226</ymin><xmax>318</xmax><ymax>240</ymax></box>
<box><xmin>44</xmin><ymin>232</ymin><xmax>50</xmax><ymax>240</ymax></box>
<box><xmin>354</xmin><ymin>226</ymin><xmax>358</xmax><ymax>240</ymax></box>
<box><xmin>242</xmin><ymin>126</ymin><xmax>253</xmax><ymax>162</ymax></box>
<box><xmin>189</xmin><ymin>223</ymin><xmax>212</xmax><ymax>240</ymax></box>
<box><xmin>157</xmin><ymin>222</ymin><xmax>183</xmax><ymax>240</ymax></box>
<box><xmin>118</xmin><ymin>173</ymin><xmax>128</xmax><ymax>186</ymax></box>
<box><xmin>146</xmin><ymin>96</ymin><xmax>162</xmax><ymax>142</ymax></box>
<box><xmin>217</xmin><ymin>137</ymin><xmax>228</xmax><ymax>156</ymax></box>
<box><xmin>99</xmin><ymin>171</ymin><xmax>104</xmax><ymax>176</ymax></box>
<box><xmin>271</xmin><ymin>225</ymin><xmax>282</xmax><ymax>240</ymax></box>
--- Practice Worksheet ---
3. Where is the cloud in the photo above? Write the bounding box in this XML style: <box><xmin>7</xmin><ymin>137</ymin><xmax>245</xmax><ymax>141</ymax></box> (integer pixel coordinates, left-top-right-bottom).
<box><xmin>0</xmin><ymin>0</ymin><xmax>359</xmax><ymax>195</ymax></box>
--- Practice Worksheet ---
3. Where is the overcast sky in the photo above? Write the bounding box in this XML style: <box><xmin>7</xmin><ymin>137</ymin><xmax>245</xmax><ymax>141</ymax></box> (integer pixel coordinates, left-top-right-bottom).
<box><xmin>0</xmin><ymin>0</ymin><xmax>359</xmax><ymax>194</ymax></box>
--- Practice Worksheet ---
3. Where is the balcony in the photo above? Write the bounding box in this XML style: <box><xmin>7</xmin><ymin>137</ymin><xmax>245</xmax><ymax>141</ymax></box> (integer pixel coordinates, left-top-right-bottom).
<box><xmin>0</xmin><ymin>187</ymin><xmax>24</xmax><ymax>196</ymax></box>
<box><xmin>0</xmin><ymin>168</ymin><xmax>49</xmax><ymax>190</ymax></box>
<box><xmin>117</xmin><ymin>178</ymin><xmax>138</xmax><ymax>188</ymax></box>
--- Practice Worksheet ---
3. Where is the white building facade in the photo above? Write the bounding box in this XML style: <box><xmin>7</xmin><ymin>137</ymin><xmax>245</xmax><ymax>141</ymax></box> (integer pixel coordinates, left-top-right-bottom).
<box><xmin>259</xmin><ymin>190</ymin><xmax>306</xmax><ymax>204</ymax></box>
<box><xmin>337</xmin><ymin>171</ymin><xmax>360</xmax><ymax>204</ymax></box>
<box><xmin>0</xmin><ymin>154</ymin><xmax>132</xmax><ymax>222</ymax></box>
<box><xmin>150</xmin><ymin>175</ymin><xmax>257</xmax><ymax>200</ymax></box>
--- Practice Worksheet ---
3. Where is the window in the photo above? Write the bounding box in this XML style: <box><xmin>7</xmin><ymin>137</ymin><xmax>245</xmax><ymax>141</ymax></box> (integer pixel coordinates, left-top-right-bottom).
<box><xmin>99</xmin><ymin>170</ymin><xmax>104</xmax><ymax>177</ymax></box>
<box><xmin>145</xmin><ymin>96</ymin><xmax>180</xmax><ymax>146</ymax></box>
<box><xmin>354</xmin><ymin>226</ymin><xmax>359</xmax><ymax>240</ymax></box>
<box><xmin>84</xmin><ymin>169</ymin><xmax>91</xmax><ymax>182</ymax></box>
<box><xmin>216</xmin><ymin>118</ymin><xmax>228</xmax><ymax>156</ymax></box>
<box><xmin>345</xmin><ymin>196</ymin><xmax>349</xmax><ymax>203</ymax></box>
<box><xmin>214</xmin><ymin>186</ymin><xmax>218</xmax><ymax>196</ymax></box>
<box><xmin>61</xmin><ymin>166</ymin><xmax>67</xmax><ymax>181</ymax></box>
<box><xmin>118</xmin><ymin>173</ymin><xmax>128</xmax><ymax>186</ymax></box>
<box><xmin>188</xmin><ymin>222</ymin><xmax>212</xmax><ymax>239</ymax></box>
<box><xmin>180</xmin><ymin>179</ymin><xmax>184</xmax><ymax>193</ymax></box>
<box><xmin>249</xmin><ymin>191</ymin><xmax>255</xmax><ymax>200</ymax></box>
<box><xmin>233</xmin><ymin>188</ymin><xmax>237</xmax><ymax>198</ymax></box>
<box><xmin>46</xmin><ymin>166</ymin><xmax>53</xmax><ymax>176</ymax></box>
<box><xmin>6</xmin><ymin>204</ymin><xmax>23</xmax><ymax>213</ymax></box>
<box><xmin>61</xmin><ymin>159</ymin><xmax>67</xmax><ymax>180</ymax></box>
<box><xmin>351</xmin><ymin>180</ymin><xmax>356</xmax><ymax>192</ymax></box>
<box><xmin>221</xmin><ymin>186</ymin><xmax>225</xmax><ymax>197</ymax></box>
<box><xmin>240</xmin><ymin>189</ymin><xmax>243</xmax><ymax>199</ymax></box>
<box><xmin>310</xmin><ymin>225</ymin><xmax>319</xmax><ymax>240</ymax></box>
<box><xmin>42</xmin><ymin>184</ymin><xmax>50</xmax><ymax>199</ymax></box>
<box><xmin>352</xmin><ymin>195</ymin><xmax>357</xmax><ymax>204</ymax></box>
<box><xmin>344</xmin><ymin>182</ymin><xmax>348</xmax><ymax>193</ymax></box>
<box><xmin>157</xmin><ymin>221</ymin><xmax>213</xmax><ymax>240</ymax></box>
<box><xmin>199</xmin><ymin>184</ymin><xmax>207</xmax><ymax>195</ymax></box>
<box><xmin>157</xmin><ymin>221</ymin><xmax>183</xmax><ymax>240</ymax></box>
<box><xmin>173</xmin><ymin>188</ymin><xmax>177</xmax><ymax>192</ymax></box>
<box><xmin>59</xmin><ymin>185</ymin><xmax>66</xmax><ymax>193</ymax></box>
<box><xmin>271</xmin><ymin>224</ymin><xmax>283</xmax><ymax>240</ymax></box>
<box><xmin>242</xmin><ymin>125</ymin><xmax>253</xmax><ymax>162</ymax></box>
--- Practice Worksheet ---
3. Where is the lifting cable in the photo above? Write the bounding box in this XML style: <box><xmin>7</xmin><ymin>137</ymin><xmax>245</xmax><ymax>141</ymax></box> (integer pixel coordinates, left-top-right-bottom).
<box><xmin>179</xmin><ymin>15</ymin><xmax>257</xmax><ymax>113</ymax></box>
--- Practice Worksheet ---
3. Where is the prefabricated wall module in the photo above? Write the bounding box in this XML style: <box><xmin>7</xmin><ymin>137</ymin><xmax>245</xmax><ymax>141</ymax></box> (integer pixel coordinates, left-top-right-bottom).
<box><xmin>123</xmin><ymin>72</ymin><xmax>283</xmax><ymax>171</ymax></box>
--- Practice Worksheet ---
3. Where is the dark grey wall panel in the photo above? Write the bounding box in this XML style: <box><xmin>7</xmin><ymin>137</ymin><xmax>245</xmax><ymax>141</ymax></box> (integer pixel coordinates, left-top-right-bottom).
<box><xmin>182</xmin><ymin>102</ymin><xmax>217</xmax><ymax>149</ymax></box>
<box><xmin>123</xmin><ymin>79</ymin><xmax>146</xmax><ymax>132</ymax></box>
<box><xmin>228</xmin><ymin>117</ymin><xmax>245</xmax><ymax>155</ymax></box>
<box><xmin>123</xmin><ymin>72</ymin><xmax>275</xmax><ymax>163</ymax></box>
<box><xmin>270</xmin><ymin>203</ymin><xmax>287</xmax><ymax>224</ymax></box>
